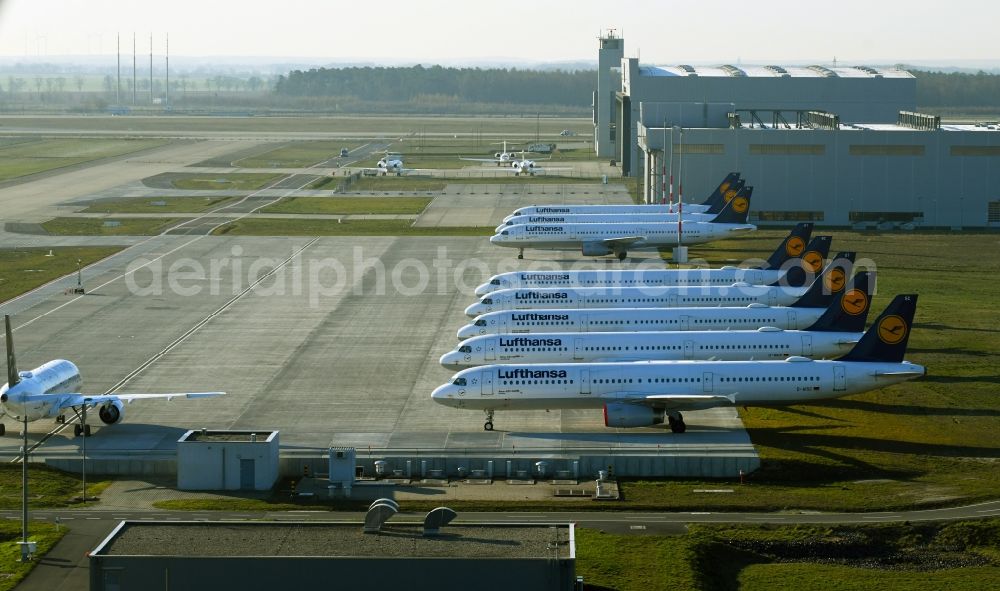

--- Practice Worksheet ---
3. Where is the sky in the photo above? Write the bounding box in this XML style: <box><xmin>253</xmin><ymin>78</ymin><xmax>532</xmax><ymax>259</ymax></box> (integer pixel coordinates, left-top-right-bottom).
<box><xmin>1</xmin><ymin>0</ymin><xmax>998</xmax><ymax>66</ymax></box>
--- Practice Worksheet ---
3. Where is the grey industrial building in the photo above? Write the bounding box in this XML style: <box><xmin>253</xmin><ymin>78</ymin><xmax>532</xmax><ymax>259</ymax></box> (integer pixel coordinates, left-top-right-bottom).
<box><xmin>89</xmin><ymin>521</ymin><xmax>577</xmax><ymax>591</ymax></box>
<box><xmin>594</xmin><ymin>32</ymin><xmax>1000</xmax><ymax>228</ymax></box>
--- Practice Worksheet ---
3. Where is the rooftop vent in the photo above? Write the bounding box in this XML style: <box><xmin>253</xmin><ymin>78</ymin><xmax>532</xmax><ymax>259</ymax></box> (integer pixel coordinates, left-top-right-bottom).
<box><xmin>678</xmin><ymin>64</ymin><xmax>698</xmax><ymax>76</ymax></box>
<box><xmin>764</xmin><ymin>65</ymin><xmax>791</xmax><ymax>77</ymax></box>
<box><xmin>721</xmin><ymin>64</ymin><xmax>746</xmax><ymax>77</ymax></box>
<box><xmin>363</xmin><ymin>498</ymin><xmax>399</xmax><ymax>533</ymax></box>
<box><xmin>808</xmin><ymin>65</ymin><xmax>838</xmax><ymax>78</ymax></box>
<box><xmin>854</xmin><ymin>65</ymin><xmax>883</xmax><ymax>78</ymax></box>
<box><xmin>423</xmin><ymin>507</ymin><xmax>458</xmax><ymax>537</ymax></box>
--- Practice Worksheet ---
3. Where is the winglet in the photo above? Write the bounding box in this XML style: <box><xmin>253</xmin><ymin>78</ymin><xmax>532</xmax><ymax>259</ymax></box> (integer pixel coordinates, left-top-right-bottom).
<box><xmin>838</xmin><ymin>294</ymin><xmax>918</xmax><ymax>363</ymax></box>
<box><xmin>709</xmin><ymin>186</ymin><xmax>753</xmax><ymax>224</ymax></box>
<box><xmin>761</xmin><ymin>223</ymin><xmax>814</xmax><ymax>271</ymax></box>
<box><xmin>803</xmin><ymin>271</ymin><xmax>875</xmax><ymax>332</ymax></box>
<box><xmin>790</xmin><ymin>252</ymin><xmax>856</xmax><ymax>308</ymax></box>
<box><xmin>4</xmin><ymin>315</ymin><xmax>18</xmax><ymax>388</ymax></box>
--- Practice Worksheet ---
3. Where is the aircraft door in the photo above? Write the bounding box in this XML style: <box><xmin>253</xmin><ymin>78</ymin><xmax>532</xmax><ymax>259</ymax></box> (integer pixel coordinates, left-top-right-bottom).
<box><xmin>481</xmin><ymin>370</ymin><xmax>495</xmax><ymax>396</ymax></box>
<box><xmin>580</xmin><ymin>369</ymin><xmax>591</xmax><ymax>395</ymax></box>
<box><xmin>580</xmin><ymin>314</ymin><xmax>588</xmax><ymax>333</ymax></box>
<box><xmin>668</xmin><ymin>293</ymin><xmax>679</xmax><ymax>307</ymax></box>
<box><xmin>680</xmin><ymin>315</ymin><xmax>691</xmax><ymax>331</ymax></box>
<box><xmin>573</xmin><ymin>337</ymin><xmax>584</xmax><ymax>360</ymax></box>
<box><xmin>683</xmin><ymin>340</ymin><xmax>694</xmax><ymax>360</ymax></box>
<box><xmin>801</xmin><ymin>335</ymin><xmax>813</xmax><ymax>356</ymax></box>
<box><xmin>833</xmin><ymin>365</ymin><xmax>846</xmax><ymax>391</ymax></box>
<box><xmin>786</xmin><ymin>310</ymin><xmax>797</xmax><ymax>328</ymax></box>
<box><xmin>768</xmin><ymin>289</ymin><xmax>777</xmax><ymax>306</ymax></box>
<box><xmin>485</xmin><ymin>338</ymin><xmax>497</xmax><ymax>361</ymax></box>
<box><xmin>702</xmin><ymin>372</ymin><xmax>713</xmax><ymax>392</ymax></box>
<box><xmin>499</xmin><ymin>315</ymin><xmax>508</xmax><ymax>334</ymax></box>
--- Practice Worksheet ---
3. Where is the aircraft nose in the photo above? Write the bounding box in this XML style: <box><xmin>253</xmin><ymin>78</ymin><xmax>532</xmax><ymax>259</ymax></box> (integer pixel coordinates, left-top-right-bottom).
<box><xmin>474</xmin><ymin>283</ymin><xmax>490</xmax><ymax>296</ymax></box>
<box><xmin>439</xmin><ymin>352</ymin><xmax>462</xmax><ymax>370</ymax></box>
<box><xmin>431</xmin><ymin>384</ymin><xmax>453</xmax><ymax>405</ymax></box>
<box><xmin>465</xmin><ymin>303</ymin><xmax>483</xmax><ymax>317</ymax></box>
<box><xmin>489</xmin><ymin>234</ymin><xmax>500</xmax><ymax>244</ymax></box>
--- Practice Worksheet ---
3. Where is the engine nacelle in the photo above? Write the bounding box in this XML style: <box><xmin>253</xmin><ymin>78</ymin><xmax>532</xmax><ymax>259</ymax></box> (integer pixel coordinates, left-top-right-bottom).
<box><xmin>603</xmin><ymin>403</ymin><xmax>664</xmax><ymax>428</ymax></box>
<box><xmin>526</xmin><ymin>161</ymin><xmax>535</xmax><ymax>169</ymax></box>
<box><xmin>494</xmin><ymin>152</ymin><xmax>502</xmax><ymax>158</ymax></box>
<box><xmin>582</xmin><ymin>242</ymin><xmax>614</xmax><ymax>256</ymax></box>
<box><xmin>98</xmin><ymin>399</ymin><xmax>125</xmax><ymax>425</ymax></box>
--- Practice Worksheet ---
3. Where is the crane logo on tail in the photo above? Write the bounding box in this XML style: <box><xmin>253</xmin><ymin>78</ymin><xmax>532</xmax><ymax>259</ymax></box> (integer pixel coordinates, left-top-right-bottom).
<box><xmin>719</xmin><ymin>181</ymin><xmax>731</xmax><ymax>194</ymax></box>
<box><xmin>731</xmin><ymin>197</ymin><xmax>749</xmax><ymax>213</ymax></box>
<box><xmin>785</xmin><ymin>236</ymin><xmax>806</xmax><ymax>257</ymax></box>
<box><xmin>841</xmin><ymin>289</ymin><xmax>868</xmax><ymax>316</ymax></box>
<box><xmin>824</xmin><ymin>268</ymin><xmax>846</xmax><ymax>292</ymax></box>
<box><xmin>724</xmin><ymin>188</ymin><xmax>738</xmax><ymax>202</ymax></box>
<box><xmin>802</xmin><ymin>251</ymin><xmax>823</xmax><ymax>273</ymax></box>
<box><xmin>877</xmin><ymin>315</ymin><xmax>908</xmax><ymax>344</ymax></box>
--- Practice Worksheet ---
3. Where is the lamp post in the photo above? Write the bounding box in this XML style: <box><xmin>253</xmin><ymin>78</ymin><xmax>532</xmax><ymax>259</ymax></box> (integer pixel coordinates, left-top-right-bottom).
<box><xmin>81</xmin><ymin>399</ymin><xmax>90</xmax><ymax>504</ymax></box>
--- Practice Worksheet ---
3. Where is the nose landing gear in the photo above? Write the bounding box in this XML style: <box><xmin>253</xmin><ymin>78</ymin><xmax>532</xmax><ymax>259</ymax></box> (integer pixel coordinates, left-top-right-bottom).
<box><xmin>484</xmin><ymin>410</ymin><xmax>495</xmax><ymax>431</ymax></box>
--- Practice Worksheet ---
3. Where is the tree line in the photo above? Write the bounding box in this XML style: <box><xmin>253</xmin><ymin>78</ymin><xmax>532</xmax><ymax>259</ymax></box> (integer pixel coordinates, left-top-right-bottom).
<box><xmin>911</xmin><ymin>70</ymin><xmax>1000</xmax><ymax>108</ymax></box>
<box><xmin>274</xmin><ymin>65</ymin><xmax>593</xmax><ymax>107</ymax></box>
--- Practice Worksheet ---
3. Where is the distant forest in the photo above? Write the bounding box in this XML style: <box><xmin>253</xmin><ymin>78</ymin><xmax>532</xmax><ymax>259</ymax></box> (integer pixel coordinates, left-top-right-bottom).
<box><xmin>274</xmin><ymin>65</ymin><xmax>593</xmax><ymax>107</ymax></box>
<box><xmin>275</xmin><ymin>65</ymin><xmax>1000</xmax><ymax>115</ymax></box>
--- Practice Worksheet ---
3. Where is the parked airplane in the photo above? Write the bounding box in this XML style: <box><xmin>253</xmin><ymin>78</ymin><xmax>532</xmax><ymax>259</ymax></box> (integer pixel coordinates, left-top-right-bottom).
<box><xmin>443</xmin><ymin>272</ymin><xmax>873</xmax><ymax>369</ymax></box>
<box><xmin>493</xmin><ymin>184</ymin><xmax>749</xmax><ymax>231</ymax></box>
<box><xmin>502</xmin><ymin>172</ymin><xmax>742</xmax><ymax>220</ymax></box>
<box><xmin>433</xmin><ymin>294</ymin><xmax>922</xmax><ymax>432</ymax></box>
<box><xmin>460</xmin><ymin>141</ymin><xmax>521</xmax><ymax>166</ymax></box>
<box><xmin>491</xmin><ymin>192</ymin><xmax>756</xmax><ymax>260</ymax></box>
<box><xmin>475</xmin><ymin>224</ymin><xmax>825</xmax><ymax>296</ymax></box>
<box><xmin>0</xmin><ymin>316</ymin><xmax>224</xmax><ymax>437</ymax></box>
<box><xmin>464</xmin><ymin>253</ymin><xmax>854</xmax><ymax>317</ymax></box>
<box><xmin>457</xmin><ymin>270</ymin><xmax>871</xmax><ymax>340</ymax></box>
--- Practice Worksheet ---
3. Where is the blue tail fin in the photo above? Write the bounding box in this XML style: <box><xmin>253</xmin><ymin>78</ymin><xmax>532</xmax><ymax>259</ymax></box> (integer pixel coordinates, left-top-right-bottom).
<box><xmin>762</xmin><ymin>223</ymin><xmax>814</xmax><ymax>271</ymax></box>
<box><xmin>709</xmin><ymin>186</ymin><xmax>752</xmax><ymax>224</ymax></box>
<box><xmin>837</xmin><ymin>294</ymin><xmax>918</xmax><ymax>363</ymax></box>
<box><xmin>704</xmin><ymin>179</ymin><xmax>746</xmax><ymax>214</ymax></box>
<box><xmin>778</xmin><ymin>235</ymin><xmax>832</xmax><ymax>287</ymax></box>
<box><xmin>803</xmin><ymin>271</ymin><xmax>875</xmax><ymax>332</ymax></box>
<box><xmin>790</xmin><ymin>252</ymin><xmax>856</xmax><ymax>308</ymax></box>
<box><xmin>700</xmin><ymin>172</ymin><xmax>741</xmax><ymax>206</ymax></box>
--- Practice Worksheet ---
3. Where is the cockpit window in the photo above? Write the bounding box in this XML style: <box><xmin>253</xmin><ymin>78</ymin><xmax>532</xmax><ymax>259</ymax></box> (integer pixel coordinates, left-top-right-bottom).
<box><xmin>482</xmin><ymin>298</ymin><xmax>493</xmax><ymax>304</ymax></box>
<box><xmin>453</xmin><ymin>378</ymin><xmax>467</xmax><ymax>386</ymax></box>
<box><xmin>490</xmin><ymin>279</ymin><xmax>500</xmax><ymax>285</ymax></box>
<box><xmin>459</xmin><ymin>346</ymin><xmax>472</xmax><ymax>353</ymax></box>
<box><xmin>474</xmin><ymin>319</ymin><xmax>487</xmax><ymax>326</ymax></box>
<box><xmin>501</xmin><ymin>231</ymin><xmax>509</xmax><ymax>236</ymax></box>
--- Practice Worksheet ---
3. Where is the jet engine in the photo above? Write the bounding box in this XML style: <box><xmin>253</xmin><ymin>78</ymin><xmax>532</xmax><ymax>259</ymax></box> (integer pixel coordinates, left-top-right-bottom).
<box><xmin>581</xmin><ymin>243</ymin><xmax>613</xmax><ymax>256</ymax></box>
<box><xmin>494</xmin><ymin>152</ymin><xmax>502</xmax><ymax>159</ymax></box>
<box><xmin>603</xmin><ymin>403</ymin><xmax>664</xmax><ymax>428</ymax></box>
<box><xmin>98</xmin><ymin>399</ymin><xmax>125</xmax><ymax>425</ymax></box>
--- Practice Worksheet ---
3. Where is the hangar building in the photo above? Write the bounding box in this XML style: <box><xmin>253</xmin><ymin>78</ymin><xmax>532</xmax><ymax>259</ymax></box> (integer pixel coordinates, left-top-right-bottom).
<box><xmin>594</xmin><ymin>32</ymin><xmax>1000</xmax><ymax>228</ymax></box>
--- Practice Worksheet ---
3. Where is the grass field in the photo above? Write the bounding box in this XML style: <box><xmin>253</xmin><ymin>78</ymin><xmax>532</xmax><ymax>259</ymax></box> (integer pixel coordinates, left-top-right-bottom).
<box><xmin>577</xmin><ymin>520</ymin><xmax>1000</xmax><ymax>591</ymax></box>
<box><xmin>0</xmin><ymin>138</ymin><xmax>171</xmax><ymax>182</ymax></box>
<box><xmin>169</xmin><ymin>172</ymin><xmax>283</xmax><ymax>191</ymax></box>
<box><xmin>0</xmin><ymin>520</ymin><xmax>65</xmax><ymax>591</ymax></box>
<box><xmin>261</xmin><ymin>196</ymin><xmax>431</xmax><ymax>215</ymax></box>
<box><xmin>0</xmin><ymin>247</ymin><xmax>124</xmax><ymax>303</ymax></box>
<box><xmin>343</xmin><ymin>175</ymin><xmax>617</xmax><ymax>191</ymax></box>
<box><xmin>81</xmin><ymin>196</ymin><xmax>239</xmax><ymax>214</ymax></box>
<box><xmin>41</xmin><ymin>218</ymin><xmax>183</xmax><ymax>236</ymax></box>
<box><xmin>0</xmin><ymin>465</ymin><xmax>112</xmax><ymax>509</ymax></box>
<box><xmin>233</xmin><ymin>140</ymin><xmax>349</xmax><ymax>168</ymax></box>
<box><xmin>212</xmin><ymin>218</ymin><xmax>491</xmax><ymax>236</ymax></box>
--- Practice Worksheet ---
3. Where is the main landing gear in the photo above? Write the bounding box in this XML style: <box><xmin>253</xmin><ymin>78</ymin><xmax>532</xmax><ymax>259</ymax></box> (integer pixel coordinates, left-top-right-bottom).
<box><xmin>616</xmin><ymin>251</ymin><xmax>628</xmax><ymax>261</ymax></box>
<box><xmin>667</xmin><ymin>412</ymin><xmax>686</xmax><ymax>434</ymax></box>
<box><xmin>484</xmin><ymin>410</ymin><xmax>495</xmax><ymax>431</ymax></box>
<box><xmin>74</xmin><ymin>423</ymin><xmax>92</xmax><ymax>437</ymax></box>
<box><xmin>0</xmin><ymin>423</ymin><xmax>5</xmax><ymax>436</ymax></box>
<box><xmin>517</xmin><ymin>248</ymin><xmax>524</xmax><ymax>260</ymax></box>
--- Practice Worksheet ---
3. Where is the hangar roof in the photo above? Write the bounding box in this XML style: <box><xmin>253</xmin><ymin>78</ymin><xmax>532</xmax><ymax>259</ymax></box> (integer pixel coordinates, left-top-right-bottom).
<box><xmin>640</xmin><ymin>64</ymin><xmax>914</xmax><ymax>79</ymax></box>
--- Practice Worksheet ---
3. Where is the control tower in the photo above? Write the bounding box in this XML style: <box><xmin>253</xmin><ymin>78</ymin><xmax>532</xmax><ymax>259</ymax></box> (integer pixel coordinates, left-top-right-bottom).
<box><xmin>594</xmin><ymin>30</ymin><xmax>624</xmax><ymax>158</ymax></box>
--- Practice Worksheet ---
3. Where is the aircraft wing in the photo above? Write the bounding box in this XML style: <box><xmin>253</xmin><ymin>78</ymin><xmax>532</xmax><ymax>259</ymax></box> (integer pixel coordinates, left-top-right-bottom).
<box><xmin>459</xmin><ymin>157</ymin><xmax>501</xmax><ymax>163</ymax></box>
<box><xmin>44</xmin><ymin>392</ymin><xmax>225</xmax><ymax>410</ymax></box>
<box><xmin>601</xmin><ymin>236</ymin><xmax>646</xmax><ymax>248</ymax></box>
<box><xmin>606</xmin><ymin>391</ymin><xmax>736</xmax><ymax>411</ymax></box>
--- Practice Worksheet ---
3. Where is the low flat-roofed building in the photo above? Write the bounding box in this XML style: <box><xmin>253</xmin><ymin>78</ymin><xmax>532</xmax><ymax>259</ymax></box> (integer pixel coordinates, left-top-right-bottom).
<box><xmin>90</xmin><ymin>521</ymin><xmax>577</xmax><ymax>591</ymax></box>
<box><xmin>176</xmin><ymin>429</ymin><xmax>279</xmax><ymax>491</ymax></box>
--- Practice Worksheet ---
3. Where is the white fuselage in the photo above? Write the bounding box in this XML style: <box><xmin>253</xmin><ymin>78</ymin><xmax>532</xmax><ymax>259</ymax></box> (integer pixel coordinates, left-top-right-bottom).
<box><xmin>495</xmin><ymin>211</ymin><xmax>717</xmax><ymax>232</ymax></box>
<box><xmin>465</xmin><ymin>284</ymin><xmax>806</xmax><ymax>317</ymax></box>
<box><xmin>432</xmin><ymin>359</ymin><xmax>925</xmax><ymax>412</ymax></box>
<box><xmin>490</xmin><ymin>221</ymin><xmax>754</xmax><ymax>252</ymax></box>
<box><xmin>0</xmin><ymin>360</ymin><xmax>80</xmax><ymax>422</ymax></box>
<box><xmin>504</xmin><ymin>203</ymin><xmax>712</xmax><ymax>221</ymax></box>
<box><xmin>440</xmin><ymin>328</ymin><xmax>858</xmax><ymax>369</ymax></box>
<box><xmin>475</xmin><ymin>267</ymin><xmax>784</xmax><ymax>296</ymax></box>
<box><xmin>457</xmin><ymin>306</ymin><xmax>826</xmax><ymax>339</ymax></box>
